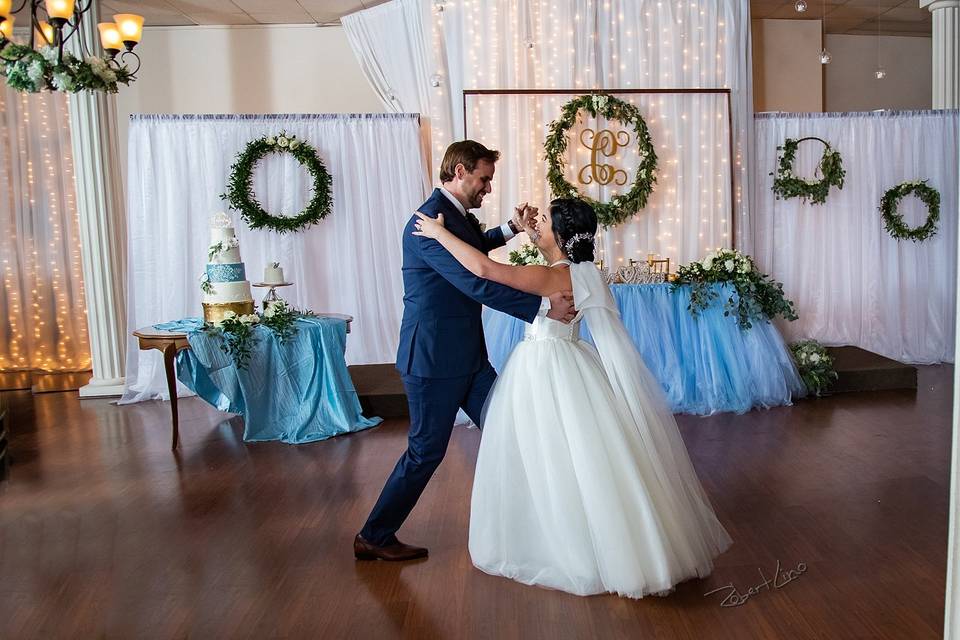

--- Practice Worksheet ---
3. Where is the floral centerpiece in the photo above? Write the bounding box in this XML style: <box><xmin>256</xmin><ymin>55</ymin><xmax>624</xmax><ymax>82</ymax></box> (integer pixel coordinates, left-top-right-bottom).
<box><xmin>789</xmin><ymin>339</ymin><xmax>838</xmax><ymax>396</ymax></box>
<box><xmin>672</xmin><ymin>249</ymin><xmax>798</xmax><ymax>330</ymax></box>
<box><xmin>202</xmin><ymin>300</ymin><xmax>314</xmax><ymax>369</ymax></box>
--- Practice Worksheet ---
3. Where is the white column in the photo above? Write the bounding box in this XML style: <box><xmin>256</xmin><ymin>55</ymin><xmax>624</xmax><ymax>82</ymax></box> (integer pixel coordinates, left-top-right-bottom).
<box><xmin>66</xmin><ymin>4</ymin><xmax>128</xmax><ymax>397</ymax></box>
<box><xmin>921</xmin><ymin>0</ymin><xmax>960</xmax><ymax>108</ymax></box>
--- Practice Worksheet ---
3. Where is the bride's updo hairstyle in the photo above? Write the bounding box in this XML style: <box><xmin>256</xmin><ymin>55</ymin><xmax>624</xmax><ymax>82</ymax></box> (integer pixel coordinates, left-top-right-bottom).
<box><xmin>549</xmin><ymin>198</ymin><xmax>598</xmax><ymax>264</ymax></box>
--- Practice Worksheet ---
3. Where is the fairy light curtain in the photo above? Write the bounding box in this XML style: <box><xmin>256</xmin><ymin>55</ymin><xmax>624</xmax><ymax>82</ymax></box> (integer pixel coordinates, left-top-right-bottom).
<box><xmin>345</xmin><ymin>0</ymin><xmax>753</xmax><ymax>267</ymax></box>
<box><xmin>0</xmin><ymin>87</ymin><xmax>91</xmax><ymax>372</ymax></box>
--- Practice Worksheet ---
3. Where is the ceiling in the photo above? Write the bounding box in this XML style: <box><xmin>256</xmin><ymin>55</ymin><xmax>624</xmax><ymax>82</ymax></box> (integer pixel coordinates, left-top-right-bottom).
<box><xmin>19</xmin><ymin>1</ymin><xmax>929</xmax><ymax>36</ymax></box>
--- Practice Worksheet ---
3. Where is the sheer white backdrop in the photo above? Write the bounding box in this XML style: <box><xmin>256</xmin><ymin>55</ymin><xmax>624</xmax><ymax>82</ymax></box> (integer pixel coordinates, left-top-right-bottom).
<box><xmin>752</xmin><ymin>110</ymin><xmax>958</xmax><ymax>364</ymax></box>
<box><xmin>121</xmin><ymin>114</ymin><xmax>429</xmax><ymax>402</ymax></box>
<box><xmin>344</xmin><ymin>0</ymin><xmax>754</xmax><ymax>266</ymax></box>
<box><xmin>0</xmin><ymin>87</ymin><xmax>90</xmax><ymax>372</ymax></box>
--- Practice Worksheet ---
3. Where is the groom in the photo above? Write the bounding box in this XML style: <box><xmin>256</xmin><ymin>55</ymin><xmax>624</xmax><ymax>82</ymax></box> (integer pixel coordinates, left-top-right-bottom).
<box><xmin>355</xmin><ymin>140</ymin><xmax>576</xmax><ymax>561</ymax></box>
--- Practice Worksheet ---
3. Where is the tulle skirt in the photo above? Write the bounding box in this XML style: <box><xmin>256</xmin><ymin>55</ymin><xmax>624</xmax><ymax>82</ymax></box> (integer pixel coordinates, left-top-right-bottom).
<box><xmin>468</xmin><ymin>337</ymin><xmax>733</xmax><ymax>598</ymax></box>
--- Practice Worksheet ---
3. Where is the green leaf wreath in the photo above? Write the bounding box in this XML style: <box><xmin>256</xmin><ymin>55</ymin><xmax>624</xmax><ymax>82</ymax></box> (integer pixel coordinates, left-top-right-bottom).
<box><xmin>790</xmin><ymin>340</ymin><xmax>838</xmax><ymax>396</ymax></box>
<box><xmin>672</xmin><ymin>248</ymin><xmax>798</xmax><ymax>330</ymax></box>
<box><xmin>879</xmin><ymin>180</ymin><xmax>940</xmax><ymax>242</ymax></box>
<box><xmin>771</xmin><ymin>137</ymin><xmax>845</xmax><ymax>205</ymax></box>
<box><xmin>221</xmin><ymin>131</ymin><xmax>333</xmax><ymax>234</ymax></box>
<box><xmin>545</xmin><ymin>93</ymin><xmax>658</xmax><ymax>227</ymax></box>
<box><xmin>0</xmin><ymin>44</ymin><xmax>133</xmax><ymax>93</ymax></box>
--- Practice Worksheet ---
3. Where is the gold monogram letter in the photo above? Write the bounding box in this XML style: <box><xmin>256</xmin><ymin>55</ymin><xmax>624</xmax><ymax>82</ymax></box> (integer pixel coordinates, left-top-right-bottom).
<box><xmin>578</xmin><ymin>128</ymin><xmax>630</xmax><ymax>187</ymax></box>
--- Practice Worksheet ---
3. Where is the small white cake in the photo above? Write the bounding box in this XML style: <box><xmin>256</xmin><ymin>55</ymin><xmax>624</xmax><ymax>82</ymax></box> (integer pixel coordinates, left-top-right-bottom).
<box><xmin>264</xmin><ymin>262</ymin><xmax>285</xmax><ymax>285</ymax></box>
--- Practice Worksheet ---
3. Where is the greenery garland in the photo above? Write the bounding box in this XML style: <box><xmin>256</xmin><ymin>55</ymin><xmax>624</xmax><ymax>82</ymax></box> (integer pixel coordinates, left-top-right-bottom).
<box><xmin>0</xmin><ymin>44</ymin><xmax>133</xmax><ymax>93</ymax></box>
<box><xmin>545</xmin><ymin>93</ymin><xmax>658</xmax><ymax>227</ymax></box>
<box><xmin>672</xmin><ymin>248</ymin><xmax>798</xmax><ymax>330</ymax></box>
<box><xmin>202</xmin><ymin>300</ymin><xmax>316</xmax><ymax>369</ymax></box>
<box><xmin>879</xmin><ymin>180</ymin><xmax>940</xmax><ymax>242</ymax></box>
<box><xmin>771</xmin><ymin>137</ymin><xmax>845</xmax><ymax>205</ymax></box>
<box><xmin>790</xmin><ymin>339</ymin><xmax>838</xmax><ymax>396</ymax></box>
<box><xmin>221</xmin><ymin>131</ymin><xmax>332</xmax><ymax>234</ymax></box>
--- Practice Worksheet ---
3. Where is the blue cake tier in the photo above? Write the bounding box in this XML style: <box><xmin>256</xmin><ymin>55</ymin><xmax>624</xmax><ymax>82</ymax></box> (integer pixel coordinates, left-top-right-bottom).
<box><xmin>206</xmin><ymin>262</ymin><xmax>246</xmax><ymax>283</ymax></box>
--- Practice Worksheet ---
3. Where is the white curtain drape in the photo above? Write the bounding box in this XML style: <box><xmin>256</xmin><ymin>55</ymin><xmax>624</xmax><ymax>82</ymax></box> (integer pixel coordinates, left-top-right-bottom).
<box><xmin>0</xmin><ymin>87</ymin><xmax>91</xmax><ymax>372</ymax></box>
<box><xmin>752</xmin><ymin>110</ymin><xmax>959</xmax><ymax>364</ymax></box>
<box><xmin>344</xmin><ymin>0</ymin><xmax>754</xmax><ymax>266</ymax></box>
<box><xmin>121</xmin><ymin>113</ymin><xmax>429</xmax><ymax>402</ymax></box>
<box><xmin>341</xmin><ymin>0</ymin><xmax>431</xmax><ymax>115</ymax></box>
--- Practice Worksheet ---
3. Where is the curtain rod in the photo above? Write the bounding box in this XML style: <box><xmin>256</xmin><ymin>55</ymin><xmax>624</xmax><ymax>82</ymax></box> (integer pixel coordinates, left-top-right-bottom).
<box><xmin>129</xmin><ymin>113</ymin><xmax>419</xmax><ymax>121</ymax></box>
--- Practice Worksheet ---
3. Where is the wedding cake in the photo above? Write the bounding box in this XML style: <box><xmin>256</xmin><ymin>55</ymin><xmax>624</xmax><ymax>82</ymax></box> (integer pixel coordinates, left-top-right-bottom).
<box><xmin>202</xmin><ymin>212</ymin><xmax>254</xmax><ymax>322</ymax></box>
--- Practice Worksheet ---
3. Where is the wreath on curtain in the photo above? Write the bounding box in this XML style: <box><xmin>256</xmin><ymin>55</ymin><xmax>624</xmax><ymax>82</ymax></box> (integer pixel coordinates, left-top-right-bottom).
<box><xmin>879</xmin><ymin>180</ymin><xmax>940</xmax><ymax>242</ymax></box>
<box><xmin>771</xmin><ymin>137</ymin><xmax>845</xmax><ymax>205</ymax></box>
<box><xmin>545</xmin><ymin>93</ymin><xmax>658</xmax><ymax>227</ymax></box>
<box><xmin>221</xmin><ymin>132</ymin><xmax>333</xmax><ymax>234</ymax></box>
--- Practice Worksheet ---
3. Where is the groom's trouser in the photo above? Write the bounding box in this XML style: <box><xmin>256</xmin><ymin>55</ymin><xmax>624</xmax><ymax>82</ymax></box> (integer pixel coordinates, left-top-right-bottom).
<box><xmin>360</xmin><ymin>362</ymin><xmax>497</xmax><ymax>546</ymax></box>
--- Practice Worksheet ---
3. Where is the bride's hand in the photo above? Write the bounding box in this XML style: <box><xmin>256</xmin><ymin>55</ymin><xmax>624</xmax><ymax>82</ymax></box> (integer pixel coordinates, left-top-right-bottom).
<box><xmin>412</xmin><ymin>212</ymin><xmax>446</xmax><ymax>239</ymax></box>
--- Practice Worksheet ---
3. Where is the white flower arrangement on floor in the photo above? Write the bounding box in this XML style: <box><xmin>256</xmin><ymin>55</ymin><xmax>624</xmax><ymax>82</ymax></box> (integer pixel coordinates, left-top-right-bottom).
<box><xmin>789</xmin><ymin>339</ymin><xmax>838</xmax><ymax>396</ymax></box>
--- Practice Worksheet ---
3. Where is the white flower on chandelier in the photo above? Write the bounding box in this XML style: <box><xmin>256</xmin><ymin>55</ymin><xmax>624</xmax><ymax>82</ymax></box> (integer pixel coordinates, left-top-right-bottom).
<box><xmin>40</xmin><ymin>46</ymin><xmax>59</xmax><ymax>64</ymax></box>
<box><xmin>52</xmin><ymin>72</ymin><xmax>75</xmax><ymax>92</ymax></box>
<box><xmin>27</xmin><ymin>59</ymin><xmax>44</xmax><ymax>83</ymax></box>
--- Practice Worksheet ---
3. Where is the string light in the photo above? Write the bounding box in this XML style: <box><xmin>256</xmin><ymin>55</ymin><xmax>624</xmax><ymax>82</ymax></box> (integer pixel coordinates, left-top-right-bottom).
<box><xmin>1</xmin><ymin>88</ymin><xmax>89</xmax><ymax>371</ymax></box>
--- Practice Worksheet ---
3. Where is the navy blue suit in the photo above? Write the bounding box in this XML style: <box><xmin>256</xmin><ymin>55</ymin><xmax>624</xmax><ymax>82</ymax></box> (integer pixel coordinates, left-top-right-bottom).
<box><xmin>360</xmin><ymin>188</ymin><xmax>541</xmax><ymax>546</ymax></box>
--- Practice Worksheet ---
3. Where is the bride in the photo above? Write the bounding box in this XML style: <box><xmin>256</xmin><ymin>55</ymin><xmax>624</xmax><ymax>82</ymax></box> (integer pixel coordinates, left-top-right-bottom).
<box><xmin>412</xmin><ymin>197</ymin><xmax>733</xmax><ymax>599</ymax></box>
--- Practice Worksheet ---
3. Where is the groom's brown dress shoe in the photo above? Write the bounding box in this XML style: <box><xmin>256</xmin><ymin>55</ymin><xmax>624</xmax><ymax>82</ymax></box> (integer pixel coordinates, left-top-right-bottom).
<box><xmin>354</xmin><ymin>534</ymin><xmax>428</xmax><ymax>561</ymax></box>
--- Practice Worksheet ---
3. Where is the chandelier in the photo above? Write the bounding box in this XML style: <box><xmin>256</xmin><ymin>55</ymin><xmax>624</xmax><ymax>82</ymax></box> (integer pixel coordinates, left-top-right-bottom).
<box><xmin>0</xmin><ymin>0</ymin><xmax>144</xmax><ymax>93</ymax></box>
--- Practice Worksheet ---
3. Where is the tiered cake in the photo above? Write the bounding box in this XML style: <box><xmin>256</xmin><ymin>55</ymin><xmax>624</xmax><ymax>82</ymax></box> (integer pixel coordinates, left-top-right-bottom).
<box><xmin>202</xmin><ymin>213</ymin><xmax>254</xmax><ymax>322</ymax></box>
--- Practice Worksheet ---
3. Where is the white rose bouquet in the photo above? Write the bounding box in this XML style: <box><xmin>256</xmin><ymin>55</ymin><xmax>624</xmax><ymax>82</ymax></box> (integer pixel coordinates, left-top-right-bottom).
<box><xmin>508</xmin><ymin>243</ymin><xmax>548</xmax><ymax>266</ymax></box>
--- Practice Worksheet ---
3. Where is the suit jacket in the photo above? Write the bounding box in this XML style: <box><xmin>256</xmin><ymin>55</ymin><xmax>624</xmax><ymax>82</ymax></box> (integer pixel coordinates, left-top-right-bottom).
<box><xmin>396</xmin><ymin>188</ymin><xmax>541</xmax><ymax>378</ymax></box>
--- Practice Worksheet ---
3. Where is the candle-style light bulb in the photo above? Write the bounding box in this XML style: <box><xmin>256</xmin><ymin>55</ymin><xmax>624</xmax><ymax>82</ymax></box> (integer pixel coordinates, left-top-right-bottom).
<box><xmin>0</xmin><ymin>15</ymin><xmax>13</xmax><ymax>41</ymax></box>
<box><xmin>45</xmin><ymin>0</ymin><xmax>74</xmax><ymax>22</ymax></box>
<box><xmin>97</xmin><ymin>22</ymin><xmax>121</xmax><ymax>55</ymax></box>
<box><xmin>113</xmin><ymin>13</ymin><xmax>144</xmax><ymax>48</ymax></box>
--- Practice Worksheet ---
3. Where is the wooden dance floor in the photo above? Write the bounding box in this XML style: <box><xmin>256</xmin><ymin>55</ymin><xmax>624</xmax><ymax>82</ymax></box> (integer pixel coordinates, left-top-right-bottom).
<box><xmin>0</xmin><ymin>366</ymin><xmax>951</xmax><ymax>639</ymax></box>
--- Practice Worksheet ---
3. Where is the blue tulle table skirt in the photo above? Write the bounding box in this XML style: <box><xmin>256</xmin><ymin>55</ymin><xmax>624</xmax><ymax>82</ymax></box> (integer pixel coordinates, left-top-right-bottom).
<box><xmin>483</xmin><ymin>283</ymin><xmax>806</xmax><ymax>416</ymax></box>
<box><xmin>154</xmin><ymin>317</ymin><xmax>381</xmax><ymax>444</ymax></box>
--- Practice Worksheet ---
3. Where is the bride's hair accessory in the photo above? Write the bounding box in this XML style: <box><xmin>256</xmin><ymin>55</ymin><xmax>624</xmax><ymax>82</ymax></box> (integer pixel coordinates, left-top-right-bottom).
<box><xmin>564</xmin><ymin>232</ymin><xmax>594</xmax><ymax>255</ymax></box>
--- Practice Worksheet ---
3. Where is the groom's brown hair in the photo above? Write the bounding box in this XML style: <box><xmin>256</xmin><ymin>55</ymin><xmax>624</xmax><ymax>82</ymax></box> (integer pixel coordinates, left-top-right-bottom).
<box><xmin>439</xmin><ymin>140</ymin><xmax>500</xmax><ymax>183</ymax></box>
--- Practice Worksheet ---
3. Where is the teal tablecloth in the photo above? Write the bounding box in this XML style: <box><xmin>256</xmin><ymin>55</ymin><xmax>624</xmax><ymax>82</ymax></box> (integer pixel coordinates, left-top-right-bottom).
<box><xmin>154</xmin><ymin>316</ymin><xmax>381</xmax><ymax>444</ymax></box>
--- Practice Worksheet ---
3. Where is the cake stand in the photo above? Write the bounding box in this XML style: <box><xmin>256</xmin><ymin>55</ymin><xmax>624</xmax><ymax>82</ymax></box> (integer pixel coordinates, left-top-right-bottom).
<box><xmin>252</xmin><ymin>281</ymin><xmax>293</xmax><ymax>308</ymax></box>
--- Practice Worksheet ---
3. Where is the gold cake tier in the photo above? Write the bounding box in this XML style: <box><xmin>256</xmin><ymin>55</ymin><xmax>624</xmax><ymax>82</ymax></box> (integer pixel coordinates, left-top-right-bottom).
<box><xmin>202</xmin><ymin>300</ymin><xmax>255</xmax><ymax>324</ymax></box>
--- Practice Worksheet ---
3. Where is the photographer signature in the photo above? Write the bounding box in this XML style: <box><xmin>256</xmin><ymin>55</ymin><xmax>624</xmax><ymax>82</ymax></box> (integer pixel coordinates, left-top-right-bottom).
<box><xmin>703</xmin><ymin>559</ymin><xmax>806</xmax><ymax>607</ymax></box>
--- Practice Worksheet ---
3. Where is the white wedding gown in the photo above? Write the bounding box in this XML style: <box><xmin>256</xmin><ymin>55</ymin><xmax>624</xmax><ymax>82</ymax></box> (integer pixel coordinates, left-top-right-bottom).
<box><xmin>469</xmin><ymin>260</ymin><xmax>733</xmax><ymax>598</ymax></box>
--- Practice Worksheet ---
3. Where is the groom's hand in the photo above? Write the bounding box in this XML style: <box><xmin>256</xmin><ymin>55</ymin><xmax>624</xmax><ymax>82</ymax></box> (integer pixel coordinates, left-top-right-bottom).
<box><xmin>546</xmin><ymin>290</ymin><xmax>576</xmax><ymax>324</ymax></box>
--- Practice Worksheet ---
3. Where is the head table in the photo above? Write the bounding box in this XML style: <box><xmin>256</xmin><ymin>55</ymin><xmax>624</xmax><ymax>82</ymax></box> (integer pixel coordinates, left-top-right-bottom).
<box><xmin>149</xmin><ymin>316</ymin><xmax>381</xmax><ymax>445</ymax></box>
<box><xmin>483</xmin><ymin>282</ymin><xmax>806</xmax><ymax>416</ymax></box>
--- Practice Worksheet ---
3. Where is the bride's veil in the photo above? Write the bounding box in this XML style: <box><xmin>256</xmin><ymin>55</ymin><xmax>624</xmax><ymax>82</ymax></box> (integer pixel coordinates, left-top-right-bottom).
<box><xmin>570</xmin><ymin>261</ymin><xmax>732</xmax><ymax>556</ymax></box>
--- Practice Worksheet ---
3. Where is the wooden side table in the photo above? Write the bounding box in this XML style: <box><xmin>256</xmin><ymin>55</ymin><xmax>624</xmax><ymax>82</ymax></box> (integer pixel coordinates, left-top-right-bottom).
<box><xmin>134</xmin><ymin>315</ymin><xmax>351</xmax><ymax>451</ymax></box>
<box><xmin>133</xmin><ymin>328</ymin><xmax>191</xmax><ymax>450</ymax></box>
